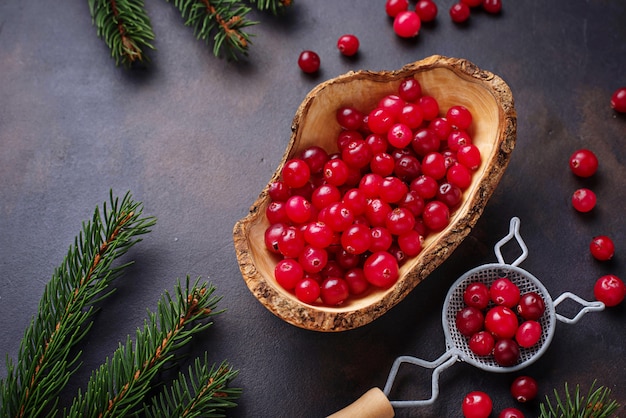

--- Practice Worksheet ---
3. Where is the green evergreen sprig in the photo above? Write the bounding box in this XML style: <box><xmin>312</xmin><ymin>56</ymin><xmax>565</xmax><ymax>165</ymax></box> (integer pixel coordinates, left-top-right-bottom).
<box><xmin>0</xmin><ymin>192</ymin><xmax>241</xmax><ymax>417</ymax></box>
<box><xmin>66</xmin><ymin>277</ymin><xmax>240</xmax><ymax>417</ymax></box>
<box><xmin>0</xmin><ymin>191</ymin><xmax>156</xmax><ymax>418</ymax></box>
<box><xmin>89</xmin><ymin>0</ymin><xmax>155</xmax><ymax>67</ymax></box>
<box><xmin>539</xmin><ymin>381</ymin><xmax>620</xmax><ymax>418</ymax></box>
<box><xmin>167</xmin><ymin>0</ymin><xmax>257</xmax><ymax>60</ymax></box>
<box><xmin>87</xmin><ymin>0</ymin><xmax>292</xmax><ymax>66</ymax></box>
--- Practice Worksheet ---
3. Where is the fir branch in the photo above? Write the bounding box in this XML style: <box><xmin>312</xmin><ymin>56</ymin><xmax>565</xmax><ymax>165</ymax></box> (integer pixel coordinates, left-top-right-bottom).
<box><xmin>539</xmin><ymin>381</ymin><xmax>620</xmax><ymax>418</ymax></box>
<box><xmin>167</xmin><ymin>0</ymin><xmax>258</xmax><ymax>59</ymax></box>
<box><xmin>0</xmin><ymin>191</ymin><xmax>156</xmax><ymax>418</ymax></box>
<box><xmin>66</xmin><ymin>277</ymin><xmax>237</xmax><ymax>417</ymax></box>
<box><xmin>143</xmin><ymin>356</ymin><xmax>241</xmax><ymax>418</ymax></box>
<box><xmin>89</xmin><ymin>0</ymin><xmax>155</xmax><ymax>66</ymax></box>
<box><xmin>248</xmin><ymin>0</ymin><xmax>292</xmax><ymax>15</ymax></box>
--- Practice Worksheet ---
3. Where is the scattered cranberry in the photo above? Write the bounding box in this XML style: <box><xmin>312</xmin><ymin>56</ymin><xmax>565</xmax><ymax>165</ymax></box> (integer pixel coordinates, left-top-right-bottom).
<box><xmin>510</xmin><ymin>375</ymin><xmax>538</xmax><ymax>402</ymax></box>
<box><xmin>337</xmin><ymin>34</ymin><xmax>360</xmax><ymax>57</ymax></box>
<box><xmin>571</xmin><ymin>188</ymin><xmax>596</xmax><ymax>213</ymax></box>
<box><xmin>569</xmin><ymin>149</ymin><xmax>598</xmax><ymax>177</ymax></box>
<box><xmin>393</xmin><ymin>10</ymin><xmax>422</xmax><ymax>38</ymax></box>
<box><xmin>461</xmin><ymin>0</ymin><xmax>483</xmax><ymax>7</ymax></box>
<box><xmin>482</xmin><ymin>0</ymin><xmax>502</xmax><ymax>14</ymax></box>
<box><xmin>456</xmin><ymin>306</ymin><xmax>485</xmax><ymax>336</ymax></box>
<box><xmin>297</xmin><ymin>50</ymin><xmax>320</xmax><ymax>74</ymax></box>
<box><xmin>611</xmin><ymin>87</ymin><xmax>626</xmax><ymax>113</ymax></box>
<box><xmin>385</xmin><ymin>0</ymin><xmax>409</xmax><ymax>17</ymax></box>
<box><xmin>450</xmin><ymin>3</ymin><xmax>471</xmax><ymax>23</ymax></box>
<box><xmin>415</xmin><ymin>0</ymin><xmax>438</xmax><ymax>22</ymax></box>
<box><xmin>594</xmin><ymin>274</ymin><xmax>625</xmax><ymax>307</ymax></box>
<box><xmin>462</xmin><ymin>391</ymin><xmax>493</xmax><ymax>418</ymax></box>
<box><xmin>499</xmin><ymin>408</ymin><xmax>524</xmax><ymax>418</ymax></box>
<box><xmin>590</xmin><ymin>235</ymin><xmax>615</xmax><ymax>261</ymax></box>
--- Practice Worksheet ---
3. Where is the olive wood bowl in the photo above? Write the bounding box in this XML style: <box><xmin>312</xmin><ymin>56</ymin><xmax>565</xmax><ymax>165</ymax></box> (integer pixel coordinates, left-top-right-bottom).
<box><xmin>233</xmin><ymin>55</ymin><xmax>516</xmax><ymax>332</ymax></box>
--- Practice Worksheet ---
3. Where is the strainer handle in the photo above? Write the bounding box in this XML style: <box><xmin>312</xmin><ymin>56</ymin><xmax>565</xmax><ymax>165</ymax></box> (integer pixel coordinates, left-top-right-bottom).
<box><xmin>382</xmin><ymin>350</ymin><xmax>459</xmax><ymax>408</ymax></box>
<box><xmin>553</xmin><ymin>292</ymin><xmax>605</xmax><ymax>324</ymax></box>
<box><xmin>494</xmin><ymin>217</ymin><xmax>529</xmax><ymax>267</ymax></box>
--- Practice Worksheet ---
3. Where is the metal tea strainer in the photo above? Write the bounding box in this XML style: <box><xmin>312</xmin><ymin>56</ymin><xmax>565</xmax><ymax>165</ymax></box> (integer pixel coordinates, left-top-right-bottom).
<box><xmin>383</xmin><ymin>217</ymin><xmax>605</xmax><ymax>408</ymax></box>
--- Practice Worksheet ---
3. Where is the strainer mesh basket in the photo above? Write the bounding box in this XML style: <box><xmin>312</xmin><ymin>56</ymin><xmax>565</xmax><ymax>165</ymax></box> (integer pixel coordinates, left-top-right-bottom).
<box><xmin>442</xmin><ymin>263</ymin><xmax>557</xmax><ymax>373</ymax></box>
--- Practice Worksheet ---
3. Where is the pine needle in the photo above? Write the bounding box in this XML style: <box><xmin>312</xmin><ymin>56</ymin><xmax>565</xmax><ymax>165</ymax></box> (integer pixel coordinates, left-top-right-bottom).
<box><xmin>65</xmin><ymin>277</ymin><xmax>240</xmax><ymax>417</ymax></box>
<box><xmin>0</xmin><ymin>191</ymin><xmax>155</xmax><ymax>418</ymax></box>
<box><xmin>89</xmin><ymin>0</ymin><xmax>155</xmax><ymax>66</ymax></box>
<box><xmin>539</xmin><ymin>381</ymin><xmax>620</xmax><ymax>418</ymax></box>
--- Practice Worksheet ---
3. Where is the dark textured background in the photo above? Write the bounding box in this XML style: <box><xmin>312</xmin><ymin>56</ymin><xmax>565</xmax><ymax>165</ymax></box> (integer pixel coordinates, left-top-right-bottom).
<box><xmin>1</xmin><ymin>1</ymin><xmax>625</xmax><ymax>416</ymax></box>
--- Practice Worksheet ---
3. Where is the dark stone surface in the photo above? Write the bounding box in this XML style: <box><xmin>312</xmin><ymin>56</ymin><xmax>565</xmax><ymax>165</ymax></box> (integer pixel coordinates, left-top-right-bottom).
<box><xmin>1</xmin><ymin>1</ymin><xmax>624</xmax><ymax>417</ymax></box>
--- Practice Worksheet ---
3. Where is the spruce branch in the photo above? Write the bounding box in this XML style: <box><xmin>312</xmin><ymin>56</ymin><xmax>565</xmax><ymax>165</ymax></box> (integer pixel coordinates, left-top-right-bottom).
<box><xmin>66</xmin><ymin>277</ymin><xmax>239</xmax><ymax>417</ymax></box>
<box><xmin>248</xmin><ymin>0</ymin><xmax>292</xmax><ymax>15</ymax></box>
<box><xmin>89</xmin><ymin>0</ymin><xmax>155</xmax><ymax>66</ymax></box>
<box><xmin>167</xmin><ymin>0</ymin><xmax>258</xmax><ymax>59</ymax></box>
<box><xmin>539</xmin><ymin>381</ymin><xmax>620</xmax><ymax>418</ymax></box>
<box><xmin>0</xmin><ymin>191</ymin><xmax>156</xmax><ymax>418</ymax></box>
<box><xmin>143</xmin><ymin>355</ymin><xmax>240</xmax><ymax>418</ymax></box>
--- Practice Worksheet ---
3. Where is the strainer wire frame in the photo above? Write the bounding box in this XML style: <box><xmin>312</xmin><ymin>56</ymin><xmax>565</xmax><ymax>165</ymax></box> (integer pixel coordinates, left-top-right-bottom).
<box><xmin>383</xmin><ymin>217</ymin><xmax>604</xmax><ymax>408</ymax></box>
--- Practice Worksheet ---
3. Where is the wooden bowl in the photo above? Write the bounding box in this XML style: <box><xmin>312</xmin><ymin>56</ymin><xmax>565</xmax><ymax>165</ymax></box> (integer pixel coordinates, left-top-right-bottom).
<box><xmin>233</xmin><ymin>55</ymin><xmax>516</xmax><ymax>332</ymax></box>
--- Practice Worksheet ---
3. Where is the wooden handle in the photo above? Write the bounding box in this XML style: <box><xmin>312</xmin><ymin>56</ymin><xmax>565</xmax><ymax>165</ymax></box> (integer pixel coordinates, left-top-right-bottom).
<box><xmin>326</xmin><ymin>388</ymin><xmax>394</xmax><ymax>418</ymax></box>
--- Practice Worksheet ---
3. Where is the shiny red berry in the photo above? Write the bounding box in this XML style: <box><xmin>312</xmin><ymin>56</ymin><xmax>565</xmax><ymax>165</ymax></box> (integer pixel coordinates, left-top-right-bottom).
<box><xmin>462</xmin><ymin>391</ymin><xmax>492</xmax><ymax>418</ymax></box>
<box><xmin>517</xmin><ymin>292</ymin><xmax>546</xmax><ymax>321</ymax></box>
<box><xmin>499</xmin><ymin>408</ymin><xmax>524</xmax><ymax>418</ymax></box>
<box><xmin>482</xmin><ymin>0</ymin><xmax>502</xmax><ymax>14</ymax></box>
<box><xmin>298</xmin><ymin>50</ymin><xmax>320</xmax><ymax>73</ymax></box>
<box><xmin>590</xmin><ymin>235</ymin><xmax>615</xmax><ymax>261</ymax></box>
<box><xmin>450</xmin><ymin>2</ymin><xmax>471</xmax><ymax>23</ymax></box>
<box><xmin>569</xmin><ymin>149</ymin><xmax>598</xmax><ymax>177</ymax></box>
<box><xmin>463</xmin><ymin>282</ymin><xmax>490</xmax><ymax>310</ymax></box>
<box><xmin>571</xmin><ymin>188</ymin><xmax>596</xmax><ymax>213</ymax></box>
<box><xmin>490</xmin><ymin>277</ymin><xmax>521</xmax><ymax>308</ymax></box>
<box><xmin>594</xmin><ymin>274</ymin><xmax>625</xmax><ymax>307</ymax></box>
<box><xmin>337</xmin><ymin>34</ymin><xmax>360</xmax><ymax>56</ymax></box>
<box><xmin>510</xmin><ymin>375</ymin><xmax>538</xmax><ymax>402</ymax></box>
<box><xmin>611</xmin><ymin>87</ymin><xmax>626</xmax><ymax>113</ymax></box>
<box><xmin>415</xmin><ymin>0</ymin><xmax>438</xmax><ymax>22</ymax></box>
<box><xmin>385</xmin><ymin>0</ymin><xmax>409</xmax><ymax>17</ymax></box>
<box><xmin>393</xmin><ymin>11</ymin><xmax>421</xmax><ymax>38</ymax></box>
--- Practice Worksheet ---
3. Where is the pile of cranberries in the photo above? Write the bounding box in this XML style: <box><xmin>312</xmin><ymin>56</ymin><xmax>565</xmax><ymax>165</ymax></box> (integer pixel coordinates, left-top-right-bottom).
<box><xmin>463</xmin><ymin>374</ymin><xmax>538</xmax><ymax>418</ymax></box>
<box><xmin>456</xmin><ymin>278</ymin><xmax>546</xmax><ymax>367</ymax></box>
<box><xmin>264</xmin><ymin>78</ymin><xmax>482</xmax><ymax>306</ymax></box>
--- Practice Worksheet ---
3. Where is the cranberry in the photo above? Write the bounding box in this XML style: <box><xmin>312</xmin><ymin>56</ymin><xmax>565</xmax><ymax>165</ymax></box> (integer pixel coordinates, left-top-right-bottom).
<box><xmin>412</xmin><ymin>128</ymin><xmax>440</xmax><ymax>156</ymax></box>
<box><xmin>421</xmin><ymin>152</ymin><xmax>447</xmax><ymax>179</ymax></box>
<box><xmin>294</xmin><ymin>278</ymin><xmax>321</xmax><ymax>304</ymax></box>
<box><xmin>323</xmin><ymin>159</ymin><xmax>349</xmax><ymax>186</ymax></box>
<box><xmin>594</xmin><ymin>274</ymin><xmax>625</xmax><ymax>307</ymax></box>
<box><xmin>385</xmin><ymin>0</ymin><xmax>409</xmax><ymax>17</ymax></box>
<box><xmin>274</xmin><ymin>259</ymin><xmax>304</xmax><ymax>290</ymax></box>
<box><xmin>282</xmin><ymin>159</ymin><xmax>311</xmax><ymax>188</ymax></box>
<box><xmin>446</xmin><ymin>105</ymin><xmax>473</xmax><ymax>130</ymax></box>
<box><xmin>297</xmin><ymin>50</ymin><xmax>320</xmax><ymax>73</ymax></box>
<box><xmin>569</xmin><ymin>149</ymin><xmax>598</xmax><ymax>178</ymax></box>
<box><xmin>463</xmin><ymin>282</ymin><xmax>490</xmax><ymax>310</ymax></box>
<box><xmin>611</xmin><ymin>87</ymin><xmax>626</xmax><ymax>113</ymax></box>
<box><xmin>398</xmin><ymin>78</ymin><xmax>422</xmax><ymax>101</ymax></box>
<box><xmin>363</xmin><ymin>251</ymin><xmax>399</xmax><ymax>288</ymax></box>
<box><xmin>337</xmin><ymin>34</ymin><xmax>359</xmax><ymax>56</ymax></box>
<box><xmin>493</xmin><ymin>339</ymin><xmax>520</xmax><ymax>367</ymax></box>
<box><xmin>461</xmin><ymin>0</ymin><xmax>483</xmax><ymax>7</ymax></box>
<box><xmin>303</xmin><ymin>221</ymin><xmax>334</xmax><ymax>248</ymax></box>
<box><xmin>369</xmin><ymin>226</ymin><xmax>394</xmax><ymax>252</ymax></box>
<box><xmin>571</xmin><ymin>188</ymin><xmax>596</xmax><ymax>213</ymax></box>
<box><xmin>368</xmin><ymin>107</ymin><xmax>395</xmax><ymax>134</ymax></box>
<box><xmin>342</xmin><ymin>139</ymin><xmax>373</xmax><ymax>169</ymax></box>
<box><xmin>415</xmin><ymin>0</ymin><xmax>438</xmax><ymax>22</ymax></box>
<box><xmin>490</xmin><ymin>277</ymin><xmax>521</xmax><ymax>308</ymax></box>
<box><xmin>422</xmin><ymin>201</ymin><xmax>450</xmax><ymax>231</ymax></box>
<box><xmin>499</xmin><ymin>408</ymin><xmax>524</xmax><ymax>418</ymax></box>
<box><xmin>277</xmin><ymin>226</ymin><xmax>305</xmax><ymax>258</ymax></box>
<box><xmin>462</xmin><ymin>391</ymin><xmax>492</xmax><ymax>418</ymax></box>
<box><xmin>393</xmin><ymin>11</ymin><xmax>421</xmax><ymax>38</ymax></box>
<box><xmin>517</xmin><ymin>292</ymin><xmax>546</xmax><ymax>321</ymax></box>
<box><xmin>264</xmin><ymin>222</ymin><xmax>288</xmax><ymax>254</ymax></box>
<box><xmin>320</xmin><ymin>277</ymin><xmax>349</xmax><ymax>305</ymax></box>
<box><xmin>515</xmin><ymin>320</ymin><xmax>542</xmax><ymax>348</ymax></box>
<box><xmin>418</xmin><ymin>96</ymin><xmax>439</xmax><ymax>120</ymax></box>
<box><xmin>482</xmin><ymin>0</ymin><xmax>502</xmax><ymax>14</ymax></box>
<box><xmin>485</xmin><ymin>305</ymin><xmax>518</xmax><ymax>339</ymax></box>
<box><xmin>298</xmin><ymin>245</ymin><xmax>328</xmax><ymax>274</ymax></box>
<box><xmin>449</xmin><ymin>2</ymin><xmax>471</xmax><ymax>23</ymax></box>
<box><xmin>456</xmin><ymin>306</ymin><xmax>485</xmax><ymax>336</ymax></box>
<box><xmin>344</xmin><ymin>268</ymin><xmax>369</xmax><ymax>295</ymax></box>
<box><xmin>590</xmin><ymin>235</ymin><xmax>615</xmax><ymax>261</ymax></box>
<box><xmin>510</xmin><ymin>375</ymin><xmax>538</xmax><ymax>402</ymax></box>
<box><xmin>397</xmin><ymin>230</ymin><xmax>423</xmax><ymax>257</ymax></box>
<box><xmin>341</xmin><ymin>224</ymin><xmax>371</xmax><ymax>255</ymax></box>
<box><xmin>457</xmin><ymin>144</ymin><xmax>482</xmax><ymax>170</ymax></box>
<box><xmin>447</xmin><ymin>163</ymin><xmax>472</xmax><ymax>189</ymax></box>
<box><xmin>379</xmin><ymin>176</ymin><xmax>409</xmax><ymax>203</ymax></box>
<box><xmin>388</xmin><ymin>123</ymin><xmax>414</xmax><ymax>148</ymax></box>
<box><xmin>411</xmin><ymin>175</ymin><xmax>438</xmax><ymax>199</ymax></box>
<box><xmin>336</xmin><ymin>107</ymin><xmax>365</xmax><ymax>131</ymax></box>
<box><xmin>469</xmin><ymin>330</ymin><xmax>495</xmax><ymax>356</ymax></box>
